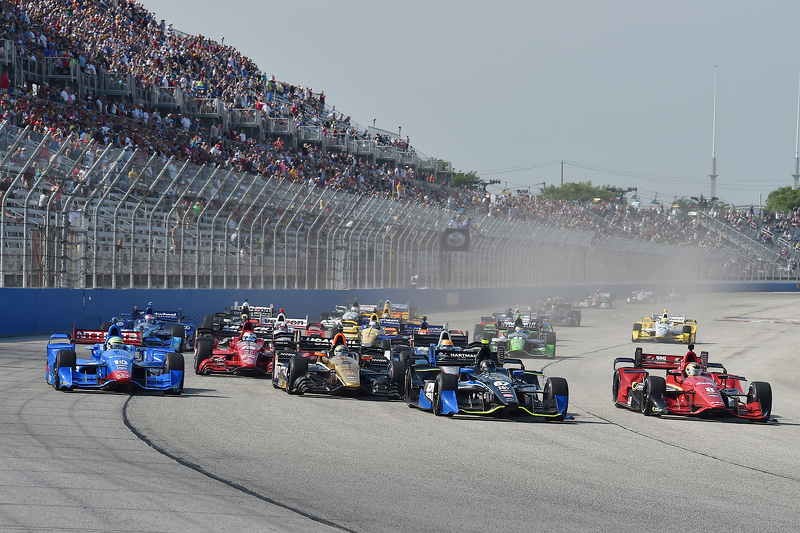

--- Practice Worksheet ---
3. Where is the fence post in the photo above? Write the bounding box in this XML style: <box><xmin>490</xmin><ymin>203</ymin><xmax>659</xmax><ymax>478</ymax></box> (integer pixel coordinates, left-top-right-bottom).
<box><xmin>146</xmin><ymin>160</ymin><xmax>189</xmax><ymax>289</ymax></box>
<box><xmin>43</xmin><ymin>138</ymin><xmax>94</xmax><ymax>288</ymax></box>
<box><xmin>208</xmin><ymin>172</ymin><xmax>247</xmax><ymax>289</ymax></box>
<box><xmin>111</xmin><ymin>153</ymin><xmax>155</xmax><ymax>288</ymax></box>
<box><xmin>163</xmin><ymin>165</ymin><xmax>206</xmax><ymax>289</ymax></box>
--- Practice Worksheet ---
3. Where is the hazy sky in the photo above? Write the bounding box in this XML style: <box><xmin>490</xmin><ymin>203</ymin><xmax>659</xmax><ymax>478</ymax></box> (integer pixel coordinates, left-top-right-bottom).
<box><xmin>144</xmin><ymin>0</ymin><xmax>800</xmax><ymax>206</ymax></box>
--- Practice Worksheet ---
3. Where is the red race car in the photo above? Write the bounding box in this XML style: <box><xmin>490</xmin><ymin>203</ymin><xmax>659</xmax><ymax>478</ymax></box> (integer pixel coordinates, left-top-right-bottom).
<box><xmin>612</xmin><ymin>345</ymin><xmax>772</xmax><ymax>421</ymax></box>
<box><xmin>194</xmin><ymin>318</ymin><xmax>273</xmax><ymax>376</ymax></box>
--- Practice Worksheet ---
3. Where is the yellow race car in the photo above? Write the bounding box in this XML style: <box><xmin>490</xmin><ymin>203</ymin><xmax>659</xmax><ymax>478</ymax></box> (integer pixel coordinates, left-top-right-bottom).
<box><xmin>632</xmin><ymin>310</ymin><xmax>696</xmax><ymax>343</ymax></box>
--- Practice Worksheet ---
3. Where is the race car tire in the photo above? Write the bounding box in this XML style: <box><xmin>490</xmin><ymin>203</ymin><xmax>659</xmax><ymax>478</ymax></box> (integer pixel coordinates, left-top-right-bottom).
<box><xmin>320</xmin><ymin>312</ymin><xmax>329</xmax><ymax>322</ymax></box>
<box><xmin>473</xmin><ymin>324</ymin><xmax>484</xmax><ymax>342</ymax></box>
<box><xmin>389</xmin><ymin>357</ymin><xmax>405</xmax><ymax>389</ymax></box>
<box><xmin>172</xmin><ymin>325</ymin><xmax>186</xmax><ymax>352</ymax></box>
<box><xmin>202</xmin><ymin>314</ymin><xmax>214</xmax><ymax>329</ymax></box>
<box><xmin>611</xmin><ymin>300</ymin><xmax>617</xmax><ymax>309</ymax></box>
<box><xmin>433</xmin><ymin>373</ymin><xmax>457</xmax><ymax>417</ymax></box>
<box><xmin>286</xmin><ymin>355</ymin><xmax>308</xmax><ymax>395</ymax></box>
<box><xmin>641</xmin><ymin>376</ymin><xmax>665</xmax><ymax>416</ymax></box>
<box><xmin>397</xmin><ymin>348</ymin><xmax>413</xmax><ymax>368</ymax></box>
<box><xmin>747</xmin><ymin>381</ymin><xmax>772</xmax><ymax>420</ymax></box>
<box><xmin>54</xmin><ymin>349</ymin><xmax>76</xmax><ymax>391</ymax></box>
<box><xmin>543</xmin><ymin>377</ymin><xmax>569</xmax><ymax>418</ymax></box>
<box><xmin>163</xmin><ymin>352</ymin><xmax>184</xmax><ymax>395</ymax></box>
<box><xmin>544</xmin><ymin>331</ymin><xmax>556</xmax><ymax>347</ymax></box>
<box><xmin>101</xmin><ymin>322</ymin><xmax>112</xmax><ymax>332</ymax></box>
<box><xmin>194</xmin><ymin>338</ymin><xmax>214</xmax><ymax>375</ymax></box>
<box><xmin>612</xmin><ymin>371</ymin><xmax>624</xmax><ymax>407</ymax></box>
<box><xmin>380</xmin><ymin>339</ymin><xmax>392</xmax><ymax>351</ymax></box>
<box><xmin>405</xmin><ymin>368</ymin><xmax>414</xmax><ymax>407</ymax></box>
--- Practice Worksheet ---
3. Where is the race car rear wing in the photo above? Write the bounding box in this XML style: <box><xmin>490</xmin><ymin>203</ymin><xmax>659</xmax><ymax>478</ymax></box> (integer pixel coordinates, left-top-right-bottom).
<box><xmin>615</xmin><ymin>347</ymin><xmax>709</xmax><ymax>370</ymax></box>
<box><xmin>72</xmin><ymin>327</ymin><xmax>142</xmax><ymax>346</ymax></box>
<box><xmin>297</xmin><ymin>336</ymin><xmax>361</xmax><ymax>353</ymax></box>
<box><xmin>428</xmin><ymin>345</ymin><xmax>479</xmax><ymax>367</ymax></box>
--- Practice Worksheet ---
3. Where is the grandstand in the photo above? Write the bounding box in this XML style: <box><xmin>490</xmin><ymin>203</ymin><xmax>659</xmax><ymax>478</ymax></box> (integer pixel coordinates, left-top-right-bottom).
<box><xmin>0</xmin><ymin>0</ymin><xmax>795</xmax><ymax>289</ymax></box>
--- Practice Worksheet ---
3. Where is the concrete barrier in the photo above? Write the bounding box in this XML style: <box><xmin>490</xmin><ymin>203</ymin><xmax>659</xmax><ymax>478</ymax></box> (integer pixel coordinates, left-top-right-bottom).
<box><xmin>1</xmin><ymin>281</ymin><xmax>797</xmax><ymax>337</ymax></box>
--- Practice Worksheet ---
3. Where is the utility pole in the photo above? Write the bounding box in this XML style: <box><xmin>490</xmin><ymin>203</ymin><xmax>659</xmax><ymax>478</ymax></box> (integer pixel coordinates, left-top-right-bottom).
<box><xmin>561</xmin><ymin>160</ymin><xmax>564</xmax><ymax>187</ymax></box>
<box><xmin>793</xmin><ymin>66</ymin><xmax>800</xmax><ymax>189</ymax></box>
<box><xmin>709</xmin><ymin>66</ymin><xmax>718</xmax><ymax>198</ymax></box>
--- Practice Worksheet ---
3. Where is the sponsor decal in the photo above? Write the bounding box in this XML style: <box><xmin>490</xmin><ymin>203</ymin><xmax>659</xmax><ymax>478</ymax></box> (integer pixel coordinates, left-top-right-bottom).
<box><xmin>632</xmin><ymin>381</ymin><xmax>645</xmax><ymax>391</ymax></box>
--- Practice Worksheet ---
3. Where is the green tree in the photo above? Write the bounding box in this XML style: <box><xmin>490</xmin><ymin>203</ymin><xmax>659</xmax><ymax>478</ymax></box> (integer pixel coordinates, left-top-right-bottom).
<box><xmin>765</xmin><ymin>186</ymin><xmax>800</xmax><ymax>212</ymax></box>
<box><xmin>453</xmin><ymin>170</ymin><xmax>481</xmax><ymax>189</ymax></box>
<box><xmin>540</xmin><ymin>181</ymin><xmax>616</xmax><ymax>203</ymax></box>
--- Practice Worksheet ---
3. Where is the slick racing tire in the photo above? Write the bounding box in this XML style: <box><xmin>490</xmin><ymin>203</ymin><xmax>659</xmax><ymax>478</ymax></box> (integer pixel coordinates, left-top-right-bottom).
<box><xmin>747</xmin><ymin>381</ymin><xmax>772</xmax><ymax>421</ymax></box>
<box><xmin>389</xmin><ymin>357</ymin><xmax>406</xmax><ymax>390</ymax></box>
<box><xmin>172</xmin><ymin>325</ymin><xmax>186</xmax><ymax>352</ymax></box>
<box><xmin>543</xmin><ymin>377</ymin><xmax>569</xmax><ymax>419</ymax></box>
<box><xmin>433</xmin><ymin>373</ymin><xmax>457</xmax><ymax>417</ymax></box>
<box><xmin>640</xmin><ymin>376</ymin><xmax>665</xmax><ymax>417</ymax></box>
<box><xmin>405</xmin><ymin>368</ymin><xmax>415</xmax><ymax>408</ymax></box>
<box><xmin>101</xmin><ymin>322</ymin><xmax>112</xmax><ymax>332</ymax></box>
<box><xmin>163</xmin><ymin>352</ymin><xmax>184</xmax><ymax>395</ymax></box>
<box><xmin>202</xmin><ymin>314</ymin><xmax>214</xmax><ymax>330</ymax></box>
<box><xmin>195</xmin><ymin>338</ymin><xmax>213</xmax><ymax>375</ymax></box>
<box><xmin>286</xmin><ymin>355</ymin><xmax>308</xmax><ymax>395</ymax></box>
<box><xmin>612</xmin><ymin>371</ymin><xmax>624</xmax><ymax>407</ymax></box>
<box><xmin>54</xmin><ymin>349</ymin><xmax>76</xmax><ymax>391</ymax></box>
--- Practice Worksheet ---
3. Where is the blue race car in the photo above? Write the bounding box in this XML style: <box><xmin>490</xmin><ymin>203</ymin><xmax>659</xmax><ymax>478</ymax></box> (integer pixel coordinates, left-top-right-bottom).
<box><xmin>46</xmin><ymin>325</ymin><xmax>184</xmax><ymax>394</ymax></box>
<box><xmin>103</xmin><ymin>302</ymin><xmax>196</xmax><ymax>352</ymax></box>
<box><xmin>403</xmin><ymin>337</ymin><xmax>569</xmax><ymax>420</ymax></box>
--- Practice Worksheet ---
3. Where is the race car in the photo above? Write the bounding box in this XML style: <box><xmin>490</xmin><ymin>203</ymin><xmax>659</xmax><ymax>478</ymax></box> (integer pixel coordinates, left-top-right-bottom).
<box><xmin>103</xmin><ymin>302</ymin><xmax>197</xmax><ymax>352</ymax></box>
<box><xmin>627</xmin><ymin>290</ymin><xmax>658</xmax><ymax>304</ymax></box>
<box><xmin>379</xmin><ymin>300</ymin><xmax>411</xmax><ymax>320</ymax></box>
<box><xmin>498</xmin><ymin>325</ymin><xmax>557</xmax><ymax>358</ymax></box>
<box><xmin>359</xmin><ymin>314</ymin><xmax>401</xmax><ymax>348</ymax></box>
<box><xmin>537</xmin><ymin>298</ymin><xmax>581</xmax><ymax>327</ymax></box>
<box><xmin>632</xmin><ymin>310</ymin><xmax>697</xmax><ymax>343</ymax></box>
<box><xmin>403</xmin><ymin>341</ymin><xmax>569</xmax><ymax>420</ymax></box>
<box><xmin>579</xmin><ymin>291</ymin><xmax>617</xmax><ymax>309</ymax></box>
<box><xmin>46</xmin><ymin>325</ymin><xmax>184</xmax><ymax>394</ymax></box>
<box><xmin>194</xmin><ymin>316</ymin><xmax>275</xmax><ymax>376</ymax></box>
<box><xmin>612</xmin><ymin>346</ymin><xmax>772</xmax><ymax>420</ymax></box>
<box><xmin>272</xmin><ymin>333</ymin><xmax>404</xmax><ymax>397</ymax></box>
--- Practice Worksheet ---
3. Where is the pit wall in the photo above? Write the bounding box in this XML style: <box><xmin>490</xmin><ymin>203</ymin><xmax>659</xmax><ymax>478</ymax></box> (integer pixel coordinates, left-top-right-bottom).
<box><xmin>2</xmin><ymin>282</ymin><xmax>798</xmax><ymax>337</ymax></box>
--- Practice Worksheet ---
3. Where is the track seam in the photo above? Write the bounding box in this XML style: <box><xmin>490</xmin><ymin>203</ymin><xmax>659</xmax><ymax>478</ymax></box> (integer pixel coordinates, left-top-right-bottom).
<box><xmin>579</xmin><ymin>406</ymin><xmax>797</xmax><ymax>482</ymax></box>
<box><xmin>122</xmin><ymin>396</ymin><xmax>359</xmax><ymax>533</ymax></box>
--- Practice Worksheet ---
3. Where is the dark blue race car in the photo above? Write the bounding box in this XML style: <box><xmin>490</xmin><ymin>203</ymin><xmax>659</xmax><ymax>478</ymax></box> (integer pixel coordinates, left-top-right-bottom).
<box><xmin>403</xmin><ymin>338</ymin><xmax>569</xmax><ymax>420</ymax></box>
<box><xmin>46</xmin><ymin>325</ymin><xmax>184</xmax><ymax>394</ymax></box>
<box><xmin>103</xmin><ymin>302</ymin><xmax>196</xmax><ymax>352</ymax></box>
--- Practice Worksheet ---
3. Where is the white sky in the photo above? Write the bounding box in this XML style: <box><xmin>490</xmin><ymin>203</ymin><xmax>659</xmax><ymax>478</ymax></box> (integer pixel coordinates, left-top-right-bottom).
<box><xmin>143</xmin><ymin>0</ymin><xmax>800</xmax><ymax>206</ymax></box>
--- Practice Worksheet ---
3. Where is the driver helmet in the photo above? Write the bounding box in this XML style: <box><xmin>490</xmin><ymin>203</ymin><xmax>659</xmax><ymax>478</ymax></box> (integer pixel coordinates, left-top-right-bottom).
<box><xmin>333</xmin><ymin>344</ymin><xmax>349</xmax><ymax>357</ymax></box>
<box><xmin>515</xmin><ymin>326</ymin><xmax>524</xmax><ymax>333</ymax></box>
<box><xmin>144</xmin><ymin>313</ymin><xmax>155</xmax><ymax>322</ymax></box>
<box><xmin>242</xmin><ymin>332</ymin><xmax>256</xmax><ymax>342</ymax></box>
<box><xmin>685</xmin><ymin>362</ymin><xmax>702</xmax><ymax>377</ymax></box>
<box><xmin>479</xmin><ymin>359</ymin><xmax>497</xmax><ymax>374</ymax></box>
<box><xmin>369</xmin><ymin>320</ymin><xmax>378</xmax><ymax>329</ymax></box>
<box><xmin>107</xmin><ymin>336</ymin><xmax>125</xmax><ymax>350</ymax></box>
<box><xmin>439</xmin><ymin>339</ymin><xmax>453</xmax><ymax>348</ymax></box>
<box><xmin>275</xmin><ymin>322</ymin><xmax>287</xmax><ymax>333</ymax></box>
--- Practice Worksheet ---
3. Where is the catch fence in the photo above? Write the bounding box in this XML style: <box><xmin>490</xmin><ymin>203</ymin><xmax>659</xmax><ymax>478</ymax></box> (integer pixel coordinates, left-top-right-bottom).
<box><xmin>0</xmin><ymin>126</ymin><xmax>781</xmax><ymax>290</ymax></box>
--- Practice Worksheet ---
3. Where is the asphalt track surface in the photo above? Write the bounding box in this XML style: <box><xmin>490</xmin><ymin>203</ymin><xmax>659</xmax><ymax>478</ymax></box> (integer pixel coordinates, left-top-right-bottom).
<box><xmin>2</xmin><ymin>292</ymin><xmax>800</xmax><ymax>532</ymax></box>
